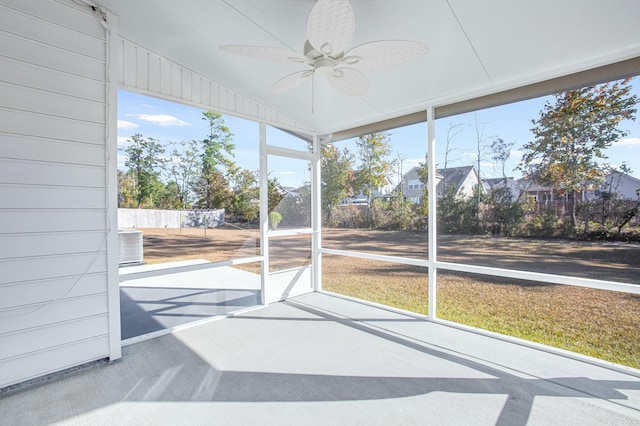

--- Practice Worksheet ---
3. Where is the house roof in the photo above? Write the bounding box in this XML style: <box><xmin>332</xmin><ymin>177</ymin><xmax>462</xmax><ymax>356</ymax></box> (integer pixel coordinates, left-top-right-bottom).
<box><xmin>608</xmin><ymin>170</ymin><xmax>640</xmax><ymax>186</ymax></box>
<box><xmin>98</xmin><ymin>0</ymin><xmax>640</xmax><ymax>138</ymax></box>
<box><xmin>436</xmin><ymin>166</ymin><xmax>476</xmax><ymax>196</ymax></box>
<box><xmin>397</xmin><ymin>165</ymin><xmax>476</xmax><ymax>197</ymax></box>
<box><xmin>483</xmin><ymin>177</ymin><xmax>519</xmax><ymax>190</ymax></box>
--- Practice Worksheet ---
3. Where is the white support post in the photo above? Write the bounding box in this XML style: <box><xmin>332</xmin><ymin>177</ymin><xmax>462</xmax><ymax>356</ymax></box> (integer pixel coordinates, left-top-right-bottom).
<box><xmin>427</xmin><ymin>106</ymin><xmax>437</xmax><ymax>320</ymax></box>
<box><xmin>311</xmin><ymin>133</ymin><xmax>322</xmax><ymax>292</ymax></box>
<box><xmin>105</xmin><ymin>10</ymin><xmax>122</xmax><ymax>360</ymax></box>
<box><xmin>259</xmin><ymin>122</ymin><xmax>269</xmax><ymax>305</ymax></box>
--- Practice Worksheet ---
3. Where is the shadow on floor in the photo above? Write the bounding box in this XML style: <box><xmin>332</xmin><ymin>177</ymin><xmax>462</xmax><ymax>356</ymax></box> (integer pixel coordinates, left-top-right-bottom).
<box><xmin>120</xmin><ymin>286</ymin><xmax>261</xmax><ymax>339</ymax></box>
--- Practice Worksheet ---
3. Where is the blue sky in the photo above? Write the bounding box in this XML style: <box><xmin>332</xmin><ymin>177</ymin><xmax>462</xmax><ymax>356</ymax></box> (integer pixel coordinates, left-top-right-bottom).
<box><xmin>118</xmin><ymin>82</ymin><xmax>640</xmax><ymax>188</ymax></box>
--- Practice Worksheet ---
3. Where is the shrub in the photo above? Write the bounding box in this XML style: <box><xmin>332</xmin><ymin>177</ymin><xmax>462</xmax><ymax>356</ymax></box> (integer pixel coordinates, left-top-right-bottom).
<box><xmin>268</xmin><ymin>211</ymin><xmax>282</xmax><ymax>229</ymax></box>
<box><xmin>524</xmin><ymin>212</ymin><xmax>564</xmax><ymax>237</ymax></box>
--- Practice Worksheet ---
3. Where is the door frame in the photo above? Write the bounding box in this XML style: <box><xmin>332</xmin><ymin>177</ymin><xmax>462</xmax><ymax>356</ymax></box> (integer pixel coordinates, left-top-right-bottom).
<box><xmin>259</xmin><ymin>123</ymin><xmax>321</xmax><ymax>304</ymax></box>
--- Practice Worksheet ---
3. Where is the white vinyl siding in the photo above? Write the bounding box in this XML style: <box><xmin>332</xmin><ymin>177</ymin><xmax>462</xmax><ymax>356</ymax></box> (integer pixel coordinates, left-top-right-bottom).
<box><xmin>0</xmin><ymin>0</ymin><xmax>115</xmax><ymax>388</ymax></box>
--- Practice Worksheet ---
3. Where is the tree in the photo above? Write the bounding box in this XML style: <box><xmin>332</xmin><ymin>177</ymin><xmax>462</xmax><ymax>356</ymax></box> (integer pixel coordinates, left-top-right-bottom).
<box><xmin>414</xmin><ymin>156</ymin><xmax>429</xmax><ymax>217</ymax></box>
<box><xmin>518</xmin><ymin>79</ymin><xmax>637</xmax><ymax>236</ymax></box>
<box><xmin>491</xmin><ymin>137</ymin><xmax>514</xmax><ymax>183</ymax></box>
<box><xmin>155</xmin><ymin>181</ymin><xmax>182</xmax><ymax>209</ymax></box>
<box><xmin>268</xmin><ymin>178</ymin><xmax>286</xmax><ymax>213</ymax></box>
<box><xmin>470</xmin><ymin>113</ymin><xmax>493</xmax><ymax>230</ymax></box>
<box><xmin>438</xmin><ymin>185</ymin><xmax>476</xmax><ymax>234</ymax></box>
<box><xmin>394</xmin><ymin>152</ymin><xmax>408</xmax><ymax>200</ymax></box>
<box><xmin>442</xmin><ymin>123</ymin><xmax>464</xmax><ymax>190</ymax></box>
<box><xmin>484</xmin><ymin>186</ymin><xmax>525</xmax><ymax>236</ymax></box>
<box><xmin>228</xmin><ymin>167</ymin><xmax>259</xmax><ymax>222</ymax></box>
<box><xmin>486</xmin><ymin>137</ymin><xmax>520</xmax><ymax>235</ymax></box>
<box><xmin>354</xmin><ymin>132</ymin><xmax>394</xmax><ymax>206</ymax></box>
<box><xmin>117</xmin><ymin>169</ymin><xmax>136</xmax><ymax>207</ymax></box>
<box><xmin>121</xmin><ymin>133</ymin><xmax>166</xmax><ymax>208</ymax></box>
<box><xmin>193</xmin><ymin>111</ymin><xmax>235</xmax><ymax>209</ymax></box>
<box><xmin>321</xmin><ymin>143</ymin><xmax>354</xmax><ymax>223</ymax></box>
<box><xmin>167</xmin><ymin>139</ymin><xmax>201</xmax><ymax>210</ymax></box>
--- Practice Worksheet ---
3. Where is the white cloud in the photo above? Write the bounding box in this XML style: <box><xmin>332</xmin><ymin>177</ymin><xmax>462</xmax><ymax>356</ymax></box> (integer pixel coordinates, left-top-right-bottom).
<box><xmin>117</xmin><ymin>120</ymin><xmax>138</xmax><ymax>130</ymax></box>
<box><xmin>129</xmin><ymin>114</ymin><xmax>190</xmax><ymax>127</ymax></box>
<box><xmin>117</xmin><ymin>136</ymin><xmax>131</xmax><ymax>146</ymax></box>
<box><xmin>510</xmin><ymin>149</ymin><xmax>524</xmax><ymax>157</ymax></box>
<box><xmin>615</xmin><ymin>137</ymin><xmax>640</xmax><ymax>147</ymax></box>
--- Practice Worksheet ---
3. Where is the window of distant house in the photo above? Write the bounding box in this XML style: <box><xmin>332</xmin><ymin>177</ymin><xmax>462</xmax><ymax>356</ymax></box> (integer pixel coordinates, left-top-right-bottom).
<box><xmin>408</xmin><ymin>179</ymin><xmax>423</xmax><ymax>190</ymax></box>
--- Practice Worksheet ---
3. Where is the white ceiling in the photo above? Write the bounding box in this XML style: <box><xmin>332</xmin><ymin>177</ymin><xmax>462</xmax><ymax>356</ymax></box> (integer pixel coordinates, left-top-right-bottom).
<box><xmin>99</xmin><ymin>0</ymin><xmax>640</xmax><ymax>135</ymax></box>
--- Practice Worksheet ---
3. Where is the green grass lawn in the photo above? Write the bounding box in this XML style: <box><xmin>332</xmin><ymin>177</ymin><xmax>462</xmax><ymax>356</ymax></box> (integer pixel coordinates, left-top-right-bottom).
<box><xmin>322</xmin><ymin>257</ymin><xmax>640</xmax><ymax>369</ymax></box>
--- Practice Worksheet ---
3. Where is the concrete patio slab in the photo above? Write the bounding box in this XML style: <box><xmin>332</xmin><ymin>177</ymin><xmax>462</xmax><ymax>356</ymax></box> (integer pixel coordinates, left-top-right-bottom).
<box><xmin>119</xmin><ymin>260</ymin><xmax>261</xmax><ymax>340</ymax></box>
<box><xmin>2</xmin><ymin>292</ymin><xmax>639</xmax><ymax>425</ymax></box>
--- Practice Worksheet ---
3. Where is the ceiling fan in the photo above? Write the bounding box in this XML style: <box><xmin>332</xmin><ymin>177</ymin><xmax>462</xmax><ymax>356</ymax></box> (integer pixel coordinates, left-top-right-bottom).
<box><xmin>220</xmin><ymin>0</ymin><xmax>427</xmax><ymax>96</ymax></box>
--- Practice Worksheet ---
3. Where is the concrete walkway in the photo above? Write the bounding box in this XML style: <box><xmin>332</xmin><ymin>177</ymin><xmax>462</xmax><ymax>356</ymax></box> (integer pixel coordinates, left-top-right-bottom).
<box><xmin>2</xmin><ymin>292</ymin><xmax>640</xmax><ymax>425</ymax></box>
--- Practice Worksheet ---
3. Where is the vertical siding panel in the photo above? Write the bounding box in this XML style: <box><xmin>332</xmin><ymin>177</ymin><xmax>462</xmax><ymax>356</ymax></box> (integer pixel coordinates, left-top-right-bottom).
<box><xmin>160</xmin><ymin>58</ymin><xmax>172</xmax><ymax>96</ymax></box>
<box><xmin>221</xmin><ymin>87</ymin><xmax>229</xmax><ymax>111</ymax></box>
<box><xmin>136</xmin><ymin>49</ymin><xmax>149</xmax><ymax>90</ymax></box>
<box><xmin>192</xmin><ymin>76</ymin><xmax>202</xmax><ymax>104</ymax></box>
<box><xmin>201</xmin><ymin>80</ymin><xmax>211</xmax><ymax>106</ymax></box>
<box><xmin>122</xmin><ymin>42</ymin><xmax>137</xmax><ymax>87</ymax></box>
<box><xmin>182</xmin><ymin>69</ymin><xmax>192</xmax><ymax>101</ymax></box>
<box><xmin>171</xmin><ymin>64</ymin><xmax>181</xmax><ymax>98</ymax></box>
<box><xmin>228</xmin><ymin>91</ymin><xmax>237</xmax><ymax>112</ymax></box>
<box><xmin>211</xmin><ymin>83</ymin><xmax>220</xmax><ymax>110</ymax></box>
<box><xmin>148</xmin><ymin>52</ymin><xmax>161</xmax><ymax>93</ymax></box>
<box><xmin>235</xmin><ymin>94</ymin><xmax>243</xmax><ymax>115</ymax></box>
<box><xmin>118</xmin><ymin>38</ymin><xmax>125</xmax><ymax>84</ymax></box>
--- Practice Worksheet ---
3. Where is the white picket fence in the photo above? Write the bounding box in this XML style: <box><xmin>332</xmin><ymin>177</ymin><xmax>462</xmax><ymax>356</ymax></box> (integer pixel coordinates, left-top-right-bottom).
<box><xmin>118</xmin><ymin>208</ymin><xmax>225</xmax><ymax>229</ymax></box>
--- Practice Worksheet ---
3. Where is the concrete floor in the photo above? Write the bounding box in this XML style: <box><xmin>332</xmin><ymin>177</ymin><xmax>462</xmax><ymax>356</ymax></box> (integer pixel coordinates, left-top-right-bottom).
<box><xmin>119</xmin><ymin>260</ymin><xmax>261</xmax><ymax>340</ymax></box>
<box><xmin>2</xmin><ymin>292</ymin><xmax>640</xmax><ymax>425</ymax></box>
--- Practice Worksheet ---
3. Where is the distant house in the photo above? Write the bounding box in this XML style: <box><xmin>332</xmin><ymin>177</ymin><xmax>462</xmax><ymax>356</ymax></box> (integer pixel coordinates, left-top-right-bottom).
<box><xmin>437</xmin><ymin>166</ymin><xmax>479</xmax><ymax>199</ymax></box>
<box><xmin>341</xmin><ymin>172</ymin><xmax>393</xmax><ymax>205</ymax></box>
<box><xmin>519</xmin><ymin>170</ymin><xmax>640</xmax><ymax>203</ymax></box>
<box><xmin>585</xmin><ymin>171</ymin><xmax>640</xmax><ymax>201</ymax></box>
<box><xmin>399</xmin><ymin>166</ymin><xmax>426</xmax><ymax>204</ymax></box>
<box><xmin>517</xmin><ymin>178</ymin><xmax>595</xmax><ymax>203</ymax></box>
<box><xmin>483</xmin><ymin>177</ymin><xmax>521</xmax><ymax>201</ymax></box>
<box><xmin>396</xmin><ymin>166</ymin><xmax>479</xmax><ymax>204</ymax></box>
<box><xmin>517</xmin><ymin>178</ymin><xmax>555</xmax><ymax>203</ymax></box>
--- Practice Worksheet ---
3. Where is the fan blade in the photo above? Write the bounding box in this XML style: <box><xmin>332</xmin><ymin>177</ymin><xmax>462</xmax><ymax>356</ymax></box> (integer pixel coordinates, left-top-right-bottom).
<box><xmin>220</xmin><ymin>45</ymin><xmax>307</xmax><ymax>63</ymax></box>
<box><xmin>270</xmin><ymin>70</ymin><xmax>313</xmax><ymax>94</ymax></box>
<box><xmin>342</xmin><ymin>40</ymin><xmax>427</xmax><ymax>70</ymax></box>
<box><xmin>307</xmin><ymin>0</ymin><xmax>355</xmax><ymax>57</ymax></box>
<box><xmin>326</xmin><ymin>67</ymin><xmax>368</xmax><ymax>96</ymax></box>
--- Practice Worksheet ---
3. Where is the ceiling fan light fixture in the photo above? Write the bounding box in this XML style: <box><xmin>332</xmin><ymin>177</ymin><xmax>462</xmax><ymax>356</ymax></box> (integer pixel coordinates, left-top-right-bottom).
<box><xmin>315</xmin><ymin>58</ymin><xmax>335</xmax><ymax>76</ymax></box>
